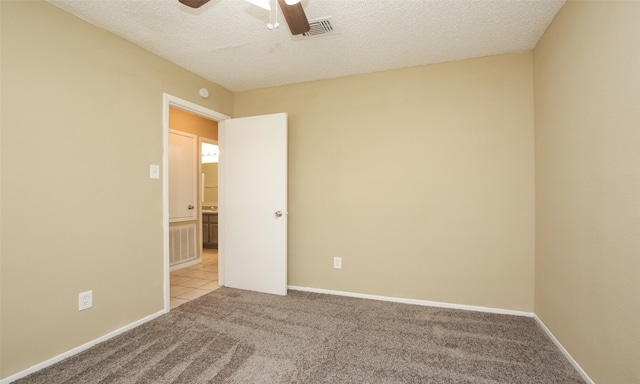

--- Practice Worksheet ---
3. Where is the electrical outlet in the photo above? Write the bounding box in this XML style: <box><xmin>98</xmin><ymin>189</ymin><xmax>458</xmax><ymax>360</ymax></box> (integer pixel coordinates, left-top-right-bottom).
<box><xmin>78</xmin><ymin>290</ymin><xmax>93</xmax><ymax>311</ymax></box>
<box><xmin>333</xmin><ymin>257</ymin><xmax>342</xmax><ymax>269</ymax></box>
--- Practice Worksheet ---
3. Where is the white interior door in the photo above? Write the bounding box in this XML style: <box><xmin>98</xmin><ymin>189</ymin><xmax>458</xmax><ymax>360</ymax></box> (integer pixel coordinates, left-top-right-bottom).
<box><xmin>169</xmin><ymin>130</ymin><xmax>197</xmax><ymax>222</ymax></box>
<box><xmin>222</xmin><ymin>113</ymin><xmax>287</xmax><ymax>296</ymax></box>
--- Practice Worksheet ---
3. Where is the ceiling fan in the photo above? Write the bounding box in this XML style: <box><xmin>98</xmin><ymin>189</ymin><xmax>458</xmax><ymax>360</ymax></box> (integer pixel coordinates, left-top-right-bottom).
<box><xmin>178</xmin><ymin>0</ymin><xmax>311</xmax><ymax>35</ymax></box>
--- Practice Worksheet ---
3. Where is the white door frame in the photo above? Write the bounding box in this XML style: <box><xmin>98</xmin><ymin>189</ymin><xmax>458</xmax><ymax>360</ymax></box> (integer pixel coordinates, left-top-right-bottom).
<box><xmin>162</xmin><ymin>93</ymin><xmax>230</xmax><ymax>312</ymax></box>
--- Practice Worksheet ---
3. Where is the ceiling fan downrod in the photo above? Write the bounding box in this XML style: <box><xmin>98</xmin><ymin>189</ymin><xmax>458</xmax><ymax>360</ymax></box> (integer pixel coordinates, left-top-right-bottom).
<box><xmin>267</xmin><ymin>0</ymin><xmax>280</xmax><ymax>30</ymax></box>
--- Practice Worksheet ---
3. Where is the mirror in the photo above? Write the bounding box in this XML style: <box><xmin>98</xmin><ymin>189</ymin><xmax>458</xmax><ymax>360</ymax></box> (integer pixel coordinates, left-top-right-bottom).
<box><xmin>201</xmin><ymin>141</ymin><xmax>218</xmax><ymax>204</ymax></box>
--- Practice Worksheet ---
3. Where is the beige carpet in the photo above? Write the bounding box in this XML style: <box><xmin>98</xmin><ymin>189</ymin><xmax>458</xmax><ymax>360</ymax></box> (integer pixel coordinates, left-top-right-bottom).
<box><xmin>16</xmin><ymin>288</ymin><xmax>585</xmax><ymax>383</ymax></box>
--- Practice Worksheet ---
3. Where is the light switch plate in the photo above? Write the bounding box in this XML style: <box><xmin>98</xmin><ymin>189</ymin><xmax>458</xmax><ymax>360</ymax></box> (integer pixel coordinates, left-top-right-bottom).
<box><xmin>150</xmin><ymin>164</ymin><xmax>160</xmax><ymax>179</ymax></box>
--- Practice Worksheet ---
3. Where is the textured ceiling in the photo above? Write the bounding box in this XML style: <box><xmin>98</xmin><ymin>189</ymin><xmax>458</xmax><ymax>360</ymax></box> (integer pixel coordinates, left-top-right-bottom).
<box><xmin>47</xmin><ymin>0</ymin><xmax>565</xmax><ymax>92</ymax></box>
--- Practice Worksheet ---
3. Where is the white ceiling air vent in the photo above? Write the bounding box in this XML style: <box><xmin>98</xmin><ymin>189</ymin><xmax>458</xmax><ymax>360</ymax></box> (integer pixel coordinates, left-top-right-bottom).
<box><xmin>303</xmin><ymin>17</ymin><xmax>334</xmax><ymax>37</ymax></box>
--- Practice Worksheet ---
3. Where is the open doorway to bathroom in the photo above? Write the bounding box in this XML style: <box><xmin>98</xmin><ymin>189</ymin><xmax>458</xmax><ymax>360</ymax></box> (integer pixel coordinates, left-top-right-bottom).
<box><xmin>168</xmin><ymin>107</ymin><xmax>220</xmax><ymax>309</ymax></box>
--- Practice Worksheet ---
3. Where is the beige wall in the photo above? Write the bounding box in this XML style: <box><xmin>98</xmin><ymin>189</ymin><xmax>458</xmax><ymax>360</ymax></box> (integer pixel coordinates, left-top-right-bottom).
<box><xmin>235</xmin><ymin>53</ymin><xmax>535</xmax><ymax>312</ymax></box>
<box><xmin>169</xmin><ymin>106</ymin><xmax>219</xmax><ymax>140</ymax></box>
<box><xmin>533</xmin><ymin>1</ymin><xmax>640</xmax><ymax>383</ymax></box>
<box><xmin>0</xmin><ymin>1</ymin><xmax>233</xmax><ymax>378</ymax></box>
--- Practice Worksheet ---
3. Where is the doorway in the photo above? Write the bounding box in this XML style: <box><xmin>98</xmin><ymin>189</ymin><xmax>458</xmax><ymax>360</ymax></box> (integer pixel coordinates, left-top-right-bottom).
<box><xmin>163</xmin><ymin>94</ymin><xmax>230</xmax><ymax>311</ymax></box>
<box><xmin>163</xmin><ymin>95</ymin><xmax>289</xmax><ymax>310</ymax></box>
<box><xmin>168</xmin><ymin>136</ymin><xmax>220</xmax><ymax>309</ymax></box>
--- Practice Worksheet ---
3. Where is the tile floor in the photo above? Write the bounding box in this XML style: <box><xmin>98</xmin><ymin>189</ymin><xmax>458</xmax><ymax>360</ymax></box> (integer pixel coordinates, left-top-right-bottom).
<box><xmin>170</xmin><ymin>248</ymin><xmax>219</xmax><ymax>309</ymax></box>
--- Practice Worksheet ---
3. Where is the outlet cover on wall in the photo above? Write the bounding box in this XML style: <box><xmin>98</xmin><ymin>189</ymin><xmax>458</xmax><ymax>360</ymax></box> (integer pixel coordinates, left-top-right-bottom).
<box><xmin>333</xmin><ymin>257</ymin><xmax>342</xmax><ymax>269</ymax></box>
<box><xmin>78</xmin><ymin>290</ymin><xmax>93</xmax><ymax>311</ymax></box>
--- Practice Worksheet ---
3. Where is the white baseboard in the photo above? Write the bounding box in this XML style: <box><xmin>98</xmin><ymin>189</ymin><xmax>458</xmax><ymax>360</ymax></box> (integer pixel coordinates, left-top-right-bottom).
<box><xmin>0</xmin><ymin>310</ymin><xmax>166</xmax><ymax>384</ymax></box>
<box><xmin>533</xmin><ymin>315</ymin><xmax>595</xmax><ymax>384</ymax></box>
<box><xmin>170</xmin><ymin>257</ymin><xmax>202</xmax><ymax>272</ymax></box>
<box><xmin>287</xmin><ymin>285</ymin><xmax>533</xmax><ymax>317</ymax></box>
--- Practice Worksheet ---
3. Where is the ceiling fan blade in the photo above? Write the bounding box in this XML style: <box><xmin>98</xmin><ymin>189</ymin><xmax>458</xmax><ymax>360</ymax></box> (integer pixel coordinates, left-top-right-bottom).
<box><xmin>277</xmin><ymin>0</ymin><xmax>310</xmax><ymax>35</ymax></box>
<box><xmin>178</xmin><ymin>0</ymin><xmax>210</xmax><ymax>8</ymax></box>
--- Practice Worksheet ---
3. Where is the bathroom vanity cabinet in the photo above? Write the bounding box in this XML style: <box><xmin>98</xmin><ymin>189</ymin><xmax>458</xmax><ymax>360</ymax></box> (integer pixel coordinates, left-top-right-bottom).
<box><xmin>202</xmin><ymin>212</ymin><xmax>218</xmax><ymax>248</ymax></box>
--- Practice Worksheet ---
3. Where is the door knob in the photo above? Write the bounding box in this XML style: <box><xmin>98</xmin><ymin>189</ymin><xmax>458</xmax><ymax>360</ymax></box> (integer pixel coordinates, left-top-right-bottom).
<box><xmin>188</xmin><ymin>205</ymin><xmax>195</xmax><ymax>210</ymax></box>
<box><xmin>274</xmin><ymin>210</ymin><xmax>283</xmax><ymax>218</ymax></box>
